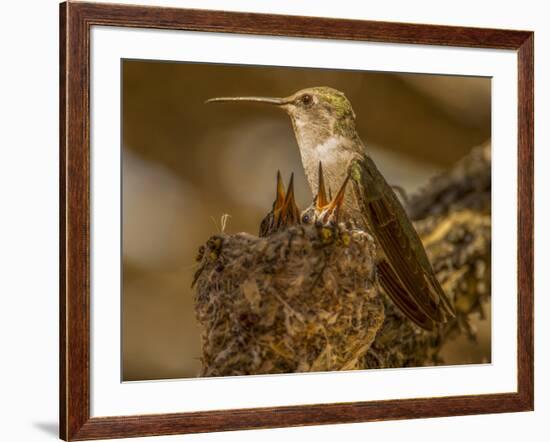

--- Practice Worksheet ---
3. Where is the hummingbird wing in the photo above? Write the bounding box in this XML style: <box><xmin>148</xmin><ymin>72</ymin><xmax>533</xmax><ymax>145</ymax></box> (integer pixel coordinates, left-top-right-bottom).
<box><xmin>368</xmin><ymin>196</ymin><xmax>445</xmax><ymax>323</ymax></box>
<box><xmin>377</xmin><ymin>260</ymin><xmax>435</xmax><ymax>330</ymax></box>
<box><xmin>350</xmin><ymin>157</ymin><xmax>455</xmax><ymax>328</ymax></box>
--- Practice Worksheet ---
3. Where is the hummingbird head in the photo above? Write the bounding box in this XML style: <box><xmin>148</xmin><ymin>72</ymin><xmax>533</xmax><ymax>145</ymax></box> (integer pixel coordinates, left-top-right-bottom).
<box><xmin>283</xmin><ymin>87</ymin><xmax>358</xmax><ymax>153</ymax></box>
<box><xmin>206</xmin><ymin>86</ymin><xmax>357</xmax><ymax>148</ymax></box>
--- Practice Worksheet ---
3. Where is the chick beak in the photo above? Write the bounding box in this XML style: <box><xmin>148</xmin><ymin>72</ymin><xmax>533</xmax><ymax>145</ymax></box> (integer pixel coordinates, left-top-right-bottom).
<box><xmin>315</xmin><ymin>162</ymin><xmax>329</xmax><ymax>210</ymax></box>
<box><xmin>323</xmin><ymin>174</ymin><xmax>350</xmax><ymax>223</ymax></box>
<box><xmin>274</xmin><ymin>170</ymin><xmax>286</xmax><ymax>210</ymax></box>
<box><xmin>280</xmin><ymin>173</ymin><xmax>300</xmax><ymax>226</ymax></box>
<box><xmin>272</xmin><ymin>170</ymin><xmax>286</xmax><ymax>225</ymax></box>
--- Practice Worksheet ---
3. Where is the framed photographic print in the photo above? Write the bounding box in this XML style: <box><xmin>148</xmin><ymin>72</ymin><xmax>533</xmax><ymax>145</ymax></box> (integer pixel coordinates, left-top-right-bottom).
<box><xmin>60</xmin><ymin>1</ymin><xmax>533</xmax><ymax>440</ymax></box>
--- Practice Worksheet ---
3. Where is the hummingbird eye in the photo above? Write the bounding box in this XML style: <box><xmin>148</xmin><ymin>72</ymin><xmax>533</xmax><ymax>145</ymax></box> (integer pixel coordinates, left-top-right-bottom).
<box><xmin>300</xmin><ymin>94</ymin><xmax>313</xmax><ymax>106</ymax></box>
<box><xmin>302</xmin><ymin>214</ymin><xmax>311</xmax><ymax>224</ymax></box>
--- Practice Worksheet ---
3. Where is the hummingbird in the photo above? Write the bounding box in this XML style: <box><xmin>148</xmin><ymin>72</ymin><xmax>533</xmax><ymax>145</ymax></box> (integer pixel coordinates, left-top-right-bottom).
<box><xmin>206</xmin><ymin>87</ymin><xmax>454</xmax><ymax>330</ymax></box>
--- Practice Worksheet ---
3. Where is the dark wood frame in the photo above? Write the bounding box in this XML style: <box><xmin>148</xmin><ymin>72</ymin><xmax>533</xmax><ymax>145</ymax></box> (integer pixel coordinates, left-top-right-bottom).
<box><xmin>60</xmin><ymin>1</ymin><xmax>534</xmax><ymax>440</ymax></box>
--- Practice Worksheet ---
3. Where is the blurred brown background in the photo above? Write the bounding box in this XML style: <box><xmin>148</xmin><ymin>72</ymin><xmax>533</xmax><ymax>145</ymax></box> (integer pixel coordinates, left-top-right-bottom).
<box><xmin>122</xmin><ymin>60</ymin><xmax>491</xmax><ymax>381</ymax></box>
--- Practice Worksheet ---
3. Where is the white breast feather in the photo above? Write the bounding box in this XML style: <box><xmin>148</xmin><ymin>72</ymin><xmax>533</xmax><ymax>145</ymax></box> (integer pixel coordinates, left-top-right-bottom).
<box><xmin>300</xmin><ymin>136</ymin><xmax>353</xmax><ymax>194</ymax></box>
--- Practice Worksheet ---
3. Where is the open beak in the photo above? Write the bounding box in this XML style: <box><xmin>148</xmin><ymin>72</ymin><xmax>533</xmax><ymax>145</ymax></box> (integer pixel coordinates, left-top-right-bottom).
<box><xmin>275</xmin><ymin>171</ymin><xmax>286</xmax><ymax>208</ymax></box>
<box><xmin>205</xmin><ymin>96</ymin><xmax>289</xmax><ymax>106</ymax></box>
<box><xmin>279</xmin><ymin>173</ymin><xmax>301</xmax><ymax>226</ymax></box>
<box><xmin>315</xmin><ymin>162</ymin><xmax>329</xmax><ymax>210</ymax></box>
<box><xmin>272</xmin><ymin>170</ymin><xmax>286</xmax><ymax>218</ymax></box>
<box><xmin>323</xmin><ymin>174</ymin><xmax>350</xmax><ymax>223</ymax></box>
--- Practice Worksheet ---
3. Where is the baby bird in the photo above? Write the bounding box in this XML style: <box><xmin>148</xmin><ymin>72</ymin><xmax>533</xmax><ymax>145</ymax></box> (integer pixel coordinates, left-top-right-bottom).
<box><xmin>259</xmin><ymin>172</ymin><xmax>301</xmax><ymax>237</ymax></box>
<box><xmin>301</xmin><ymin>162</ymin><xmax>350</xmax><ymax>227</ymax></box>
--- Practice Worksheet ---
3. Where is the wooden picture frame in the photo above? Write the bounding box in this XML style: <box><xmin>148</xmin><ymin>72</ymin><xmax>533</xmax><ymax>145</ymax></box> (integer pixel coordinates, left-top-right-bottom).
<box><xmin>60</xmin><ymin>1</ymin><xmax>534</xmax><ymax>440</ymax></box>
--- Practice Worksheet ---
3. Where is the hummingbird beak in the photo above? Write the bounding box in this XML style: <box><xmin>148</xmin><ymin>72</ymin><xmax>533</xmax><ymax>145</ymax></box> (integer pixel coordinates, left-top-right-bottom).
<box><xmin>205</xmin><ymin>96</ymin><xmax>289</xmax><ymax>106</ymax></box>
<box><xmin>315</xmin><ymin>162</ymin><xmax>329</xmax><ymax>210</ymax></box>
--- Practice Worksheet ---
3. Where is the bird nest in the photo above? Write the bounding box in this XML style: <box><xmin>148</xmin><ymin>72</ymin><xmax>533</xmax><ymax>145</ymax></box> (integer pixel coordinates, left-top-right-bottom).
<box><xmin>193</xmin><ymin>223</ymin><xmax>384</xmax><ymax>377</ymax></box>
